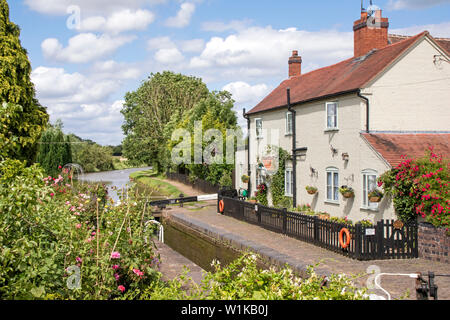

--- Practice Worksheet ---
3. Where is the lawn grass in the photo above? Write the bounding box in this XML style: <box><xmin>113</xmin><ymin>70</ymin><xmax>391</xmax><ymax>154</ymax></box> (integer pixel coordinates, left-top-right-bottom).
<box><xmin>130</xmin><ymin>170</ymin><xmax>183</xmax><ymax>198</ymax></box>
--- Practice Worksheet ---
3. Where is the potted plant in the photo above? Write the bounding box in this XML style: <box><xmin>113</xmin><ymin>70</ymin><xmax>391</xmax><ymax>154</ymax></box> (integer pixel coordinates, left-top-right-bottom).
<box><xmin>248</xmin><ymin>196</ymin><xmax>257</xmax><ymax>204</ymax></box>
<box><xmin>368</xmin><ymin>189</ymin><xmax>384</xmax><ymax>203</ymax></box>
<box><xmin>305</xmin><ymin>185</ymin><xmax>318</xmax><ymax>195</ymax></box>
<box><xmin>241</xmin><ymin>174</ymin><xmax>250</xmax><ymax>183</ymax></box>
<box><xmin>339</xmin><ymin>186</ymin><xmax>355</xmax><ymax>199</ymax></box>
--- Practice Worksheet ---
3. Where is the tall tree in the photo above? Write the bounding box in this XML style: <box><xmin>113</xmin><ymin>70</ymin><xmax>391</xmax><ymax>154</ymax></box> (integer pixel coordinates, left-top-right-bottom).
<box><xmin>0</xmin><ymin>0</ymin><xmax>48</xmax><ymax>163</ymax></box>
<box><xmin>121</xmin><ymin>71</ymin><xmax>209</xmax><ymax>173</ymax></box>
<box><xmin>169</xmin><ymin>91</ymin><xmax>241</xmax><ymax>185</ymax></box>
<box><xmin>36</xmin><ymin>126</ymin><xmax>72</xmax><ymax>177</ymax></box>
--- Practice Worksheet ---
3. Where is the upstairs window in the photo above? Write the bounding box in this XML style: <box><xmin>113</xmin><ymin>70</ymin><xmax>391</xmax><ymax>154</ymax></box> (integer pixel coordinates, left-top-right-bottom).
<box><xmin>255</xmin><ymin>118</ymin><xmax>263</xmax><ymax>138</ymax></box>
<box><xmin>326</xmin><ymin>102</ymin><xmax>338</xmax><ymax>129</ymax></box>
<box><xmin>285</xmin><ymin>112</ymin><xmax>293</xmax><ymax>135</ymax></box>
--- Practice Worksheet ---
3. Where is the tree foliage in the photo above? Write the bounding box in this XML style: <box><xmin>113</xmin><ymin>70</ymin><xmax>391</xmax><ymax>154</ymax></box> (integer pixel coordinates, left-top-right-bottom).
<box><xmin>121</xmin><ymin>71</ymin><xmax>209</xmax><ymax>172</ymax></box>
<box><xmin>168</xmin><ymin>91</ymin><xmax>241</xmax><ymax>185</ymax></box>
<box><xmin>68</xmin><ymin>134</ymin><xmax>114</xmax><ymax>173</ymax></box>
<box><xmin>0</xmin><ymin>0</ymin><xmax>48</xmax><ymax>163</ymax></box>
<box><xmin>36</xmin><ymin>124</ymin><xmax>72</xmax><ymax>177</ymax></box>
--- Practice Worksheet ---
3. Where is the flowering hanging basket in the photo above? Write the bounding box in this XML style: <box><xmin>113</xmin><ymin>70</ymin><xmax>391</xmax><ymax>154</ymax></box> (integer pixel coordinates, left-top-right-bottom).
<box><xmin>368</xmin><ymin>189</ymin><xmax>384</xmax><ymax>203</ymax></box>
<box><xmin>305</xmin><ymin>186</ymin><xmax>318</xmax><ymax>195</ymax></box>
<box><xmin>339</xmin><ymin>186</ymin><xmax>354</xmax><ymax>199</ymax></box>
<box><xmin>241</xmin><ymin>174</ymin><xmax>250</xmax><ymax>183</ymax></box>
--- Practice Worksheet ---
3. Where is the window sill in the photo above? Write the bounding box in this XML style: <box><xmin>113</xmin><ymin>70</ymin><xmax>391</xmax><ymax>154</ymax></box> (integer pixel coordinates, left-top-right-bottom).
<box><xmin>324</xmin><ymin>128</ymin><xmax>339</xmax><ymax>133</ymax></box>
<box><xmin>285</xmin><ymin>194</ymin><xmax>293</xmax><ymax>198</ymax></box>
<box><xmin>360</xmin><ymin>206</ymin><xmax>379</xmax><ymax>212</ymax></box>
<box><xmin>324</xmin><ymin>200</ymin><xmax>340</xmax><ymax>205</ymax></box>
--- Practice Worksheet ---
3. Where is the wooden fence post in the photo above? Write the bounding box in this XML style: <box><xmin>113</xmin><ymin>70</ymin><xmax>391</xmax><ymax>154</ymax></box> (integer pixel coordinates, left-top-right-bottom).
<box><xmin>282</xmin><ymin>208</ymin><xmax>287</xmax><ymax>234</ymax></box>
<box><xmin>354</xmin><ymin>223</ymin><xmax>362</xmax><ymax>260</ymax></box>
<box><xmin>376</xmin><ymin>220</ymin><xmax>384</xmax><ymax>259</ymax></box>
<box><xmin>313</xmin><ymin>216</ymin><xmax>318</xmax><ymax>243</ymax></box>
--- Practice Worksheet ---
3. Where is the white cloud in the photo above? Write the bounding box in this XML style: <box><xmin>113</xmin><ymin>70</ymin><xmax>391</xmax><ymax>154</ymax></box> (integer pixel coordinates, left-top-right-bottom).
<box><xmin>24</xmin><ymin>0</ymin><xmax>166</xmax><ymax>15</ymax></box>
<box><xmin>201</xmin><ymin>19</ymin><xmax>253</xmax><ymax>32</ymax></box>
<box><xmin>165</xmin><ymin>2</ymin><xmax>196</xmax><ymax>28</ymax></box>
<box><xmin>187</xmin><ymin>26</ymin><xmax>353</xmax><ymax>81</ymax></box>
<box><xmin>388</xmin><ymin>0</ymin><xmax>450</xmax><ymax>10</ymax></box>
<box><xmin>154</xmin><ymin>48</ymin><xmax>185</xmax><ymax>64</ymax></box>
<box><xmin>222</xmin><ymin>81</ymin><xmax>271</xmax><ymax>105</ymax></box>
<box><xmin>41</xmin><ymin>33</ymin><xmax>136</xmax><ymax>64</ymax></box>
<box><xmin>180</xmin><ymin>39</ymin><xmax>205</xmax><ymax>53</ymax></box>
<box><xmin>147</xmin><ymin>37</ymin><xmax>185</xmax><ymax>65</ymax></box>
<box><xmin>391</xmin><ymin>21</ymin><xmax>450</xmax><ymax>38</ymax></box>
<box><xmin>80</xmin><ymin>9</ymin><xmax>155</xmax><ymax>34</ymax></box>
<box><xmin>31</xmin><ymin>65</ymin><xmax>131</xmax><ymax>104</ymax></box>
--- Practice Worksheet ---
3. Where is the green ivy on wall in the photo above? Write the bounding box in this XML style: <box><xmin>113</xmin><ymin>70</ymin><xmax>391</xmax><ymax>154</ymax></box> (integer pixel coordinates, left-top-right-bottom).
<box><xmin>270</xmin><ymin>146</ymin><xmax>292</xmax><ymax>208</ymax></box>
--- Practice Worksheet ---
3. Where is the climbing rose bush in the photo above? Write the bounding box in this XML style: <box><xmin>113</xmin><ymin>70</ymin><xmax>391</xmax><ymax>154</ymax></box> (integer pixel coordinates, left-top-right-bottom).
<box><xmin>378</xmin><ymin>148</ymin><xmax>449</xmax><ymax>230</ymax></box>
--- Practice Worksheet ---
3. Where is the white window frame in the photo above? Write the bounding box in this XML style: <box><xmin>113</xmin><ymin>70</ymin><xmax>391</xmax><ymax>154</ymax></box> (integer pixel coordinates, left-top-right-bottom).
<box><xmin>285</xmin><ymin>168</ymin><xmax>293</xmax><ymax>197</ymax></box>
<box><xmin>362</xmin><ymin>169</ymin><xmax>378</xmax><ymax>210</ymax></box>
<box><xmin>285</xmin><ymin>112</ymin><xmax>293</xmax><ymax>135</ymax></box>
<box><xmin>325</xmin><ymin>102</ymin><xmax>338</xmax><ymax>130</ymax></box>
<box><xmin>325</xmin><ymin>167</ymin><xmax>339</xmax><ymax>203</ymax></box>
<box><xmin>255</xmin><ymin>118</ymin><xmax>263</xmax><ymax>139</ymax></box>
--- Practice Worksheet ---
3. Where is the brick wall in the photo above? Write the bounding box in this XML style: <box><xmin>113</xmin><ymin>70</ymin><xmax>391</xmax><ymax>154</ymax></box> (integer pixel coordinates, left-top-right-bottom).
<box><xmin>418</xmin><ymin>222</ymin><xmax>450</xmax><ymax>264</ymax></box>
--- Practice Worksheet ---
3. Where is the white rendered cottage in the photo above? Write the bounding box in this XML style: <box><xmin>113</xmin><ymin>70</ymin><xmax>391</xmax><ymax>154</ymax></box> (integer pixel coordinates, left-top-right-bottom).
<box><xmin>237</xmin><ymin>6</ymin><xmax>450</xmax><ymax>223</ymax></box>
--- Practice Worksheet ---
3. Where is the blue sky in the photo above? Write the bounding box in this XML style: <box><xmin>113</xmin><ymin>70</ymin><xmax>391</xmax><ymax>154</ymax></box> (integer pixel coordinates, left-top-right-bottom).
<box><xmin>8</xmin><ymin>0</ymin><xmax>450</xmax><ymax>145</ymax></box>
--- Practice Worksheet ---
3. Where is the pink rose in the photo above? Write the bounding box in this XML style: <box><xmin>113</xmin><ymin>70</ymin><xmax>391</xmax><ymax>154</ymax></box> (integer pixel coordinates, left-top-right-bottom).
<box><xmin>112</xmin><ymin>265</ymin><xmax>119</xmax><ymax>270</ymax></box>
<box><xmin>118</xmin><ymin>285</ymin><xmax>125</xmax><ymax>293</ymax></box>
<box><xmin>76</xmin><ymin>224</ymin><xmax>82</xmax><ymax>229</ymax></box>
<box><xmin>111</xmin><ymin>252</ymin><xmax>121</xmax><ymax>259</ymax></box>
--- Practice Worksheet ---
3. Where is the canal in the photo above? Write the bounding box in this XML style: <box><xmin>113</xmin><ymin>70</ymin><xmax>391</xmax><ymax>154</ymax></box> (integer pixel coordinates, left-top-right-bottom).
<box><xmin>77</xmin><ymin>167</ymin><xmax>246</xmax><ymax>274</ymax></box>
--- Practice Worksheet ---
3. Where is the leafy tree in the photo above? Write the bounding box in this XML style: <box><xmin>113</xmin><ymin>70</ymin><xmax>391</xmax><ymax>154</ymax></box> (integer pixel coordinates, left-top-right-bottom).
<box><xmin>169</xmin><ymin>91</ymin><xmax>241</xmax><ymax>185</ymax></box>
<box><xmin>36</xmin><ymin>125</ymin><xmax>72</xmax><ymax>177</ymax></box>
<box><xmin>0</xmin><ymin>0</ymin><xmax>48</xmax><ymax>163</ymax></box>
<box><xmin>68</xmin><ymin>134</ymin><xmax>114</xmax><ymax>173</ymax></box>
<box><xmin>121</xmin><ymin>71</ymin><xmax>209</xmax><ymax>173</ymax></box>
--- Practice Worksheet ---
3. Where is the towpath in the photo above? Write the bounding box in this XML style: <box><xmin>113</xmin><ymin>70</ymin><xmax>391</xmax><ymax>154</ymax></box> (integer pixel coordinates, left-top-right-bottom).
<box><xmin>159</xmin><ymin>178</ymin><xmax>450</xmax><ymax>300</ymax></box>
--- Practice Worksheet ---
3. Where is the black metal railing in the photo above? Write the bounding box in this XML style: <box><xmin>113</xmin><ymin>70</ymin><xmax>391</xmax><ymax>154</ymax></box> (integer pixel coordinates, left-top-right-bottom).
<box><xmin>166</xmin><ymin>172</ymin><xmax>220</xmax><ymax>195</ymax></box>
<box><xmin>219</xmin><ymin>196</ymin><xmax>418</xmax><ymax>261</ymax></box>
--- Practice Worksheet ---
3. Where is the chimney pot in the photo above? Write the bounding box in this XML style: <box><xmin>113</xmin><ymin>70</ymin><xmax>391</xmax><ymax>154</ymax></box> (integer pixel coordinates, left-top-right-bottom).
<box><xmin>353</xmin><ymin>8</ymin><xmax>389</xmax><ymax>57</ymax></box>
<box><xmin>288</xmin><ymin>50</ymin><xmax>302</xmax><ymax>78</ymax></box>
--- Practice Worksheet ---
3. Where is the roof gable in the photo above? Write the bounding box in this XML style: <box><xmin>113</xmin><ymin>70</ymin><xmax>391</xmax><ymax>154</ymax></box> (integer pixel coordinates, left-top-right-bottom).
<box><xmin>247</xmin><ymin>32</ymin><xmax>428</xmax><ymax>115</ymax></box>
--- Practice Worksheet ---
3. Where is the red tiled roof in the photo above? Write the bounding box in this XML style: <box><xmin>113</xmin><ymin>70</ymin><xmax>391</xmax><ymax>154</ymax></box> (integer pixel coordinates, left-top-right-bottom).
<box><xmin>389</xmin><ymin>34</ymin><xmax>450</xmax><ymax>54</ymax></box>
<box><xmin>247</xmin><ymin>31</ymin><xmax>429</xmax><ymax>115</ymax></box>
<box><xmin>362</xmin><ymin>133</ymin><xmax>450</xmax><ymax>167</ymax></box>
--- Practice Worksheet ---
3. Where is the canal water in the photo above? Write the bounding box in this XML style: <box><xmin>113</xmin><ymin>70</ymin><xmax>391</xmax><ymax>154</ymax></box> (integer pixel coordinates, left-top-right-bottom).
<box><xmin>77</xmin><ymin>167</ymin><xmax>251</xmax><ymax>274</ymax></box>
<box><xmin>77</xmin><ymin>166</ymin><xmax>153</xmax><ymax>203</ymax></box>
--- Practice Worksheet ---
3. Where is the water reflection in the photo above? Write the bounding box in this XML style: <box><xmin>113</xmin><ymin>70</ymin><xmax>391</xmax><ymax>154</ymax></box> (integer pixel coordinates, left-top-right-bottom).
<box><xmin>77</xmin><ymin>167</ymin><xmax>153</xmax><ymax>203</ymax></box>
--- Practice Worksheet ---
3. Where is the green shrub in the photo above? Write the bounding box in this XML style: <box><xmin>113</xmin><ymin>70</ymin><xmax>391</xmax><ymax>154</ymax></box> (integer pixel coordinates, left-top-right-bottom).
<box><xmin>0</xmin><ymin>159</ymin><xmax>160</xmax><ymax>299</ymax></box>
<box><xmin>143</xmin><ymin>253</ymin><xmax>368</xmax><ymax>300</ymax></box>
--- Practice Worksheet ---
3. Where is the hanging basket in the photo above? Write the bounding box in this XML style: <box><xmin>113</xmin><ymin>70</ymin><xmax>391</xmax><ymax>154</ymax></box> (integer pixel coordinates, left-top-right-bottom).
<box><xmin>369</xmin><ymin>196</ymin><xmax>381</xmax><ymax>203</ymax></box>
<box><xmin>305</xmin><ymin>186</ymin><xmax>318</xmax><ymax>195</ymax></box>
<box><xmin>342</xmin><ymin>191</ymin><xmax>354</xmax><ymax>199</ymax></box>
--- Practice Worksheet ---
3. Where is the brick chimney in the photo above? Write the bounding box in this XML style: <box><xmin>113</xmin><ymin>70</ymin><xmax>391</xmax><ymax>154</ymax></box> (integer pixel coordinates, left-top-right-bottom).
<box><xmin>288</xmin><ymin>50</ymin><xmax>302</xmax><ymax>77</ymax></box>
<box><xmin>353</xmin><ymin>8</ymin><xmax>389</xmax><ymax>57</ymax></box>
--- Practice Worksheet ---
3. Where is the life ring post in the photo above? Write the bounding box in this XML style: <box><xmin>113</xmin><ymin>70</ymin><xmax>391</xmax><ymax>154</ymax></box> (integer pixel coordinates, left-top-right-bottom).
<box><xmin>339</xmin><ymin>227</ymin><xmax>351</xmax><ymax>249</ymax></box>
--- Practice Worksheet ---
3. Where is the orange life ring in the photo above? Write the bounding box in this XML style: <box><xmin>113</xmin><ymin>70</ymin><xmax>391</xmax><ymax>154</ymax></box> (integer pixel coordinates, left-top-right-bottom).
<box><xmin>219</xmin><ymin>200</ymin><xmax>225</xmax><ymax>213</ymax></box>
<box><xmin>339</xmin><ymin>228</ymin><xmax>351</xmax><ymax>249</ymax></box>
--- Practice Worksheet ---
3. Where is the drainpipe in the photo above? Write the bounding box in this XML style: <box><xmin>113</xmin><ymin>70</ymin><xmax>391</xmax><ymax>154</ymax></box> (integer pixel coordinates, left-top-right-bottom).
<box><xmin>287</xmin><ymin>88</ymin><xmax>297</xmax><ymax>208</ymax></box>
<box><xmin>243</xmin><ymin>108</ymin><xmax>251</xmax><ymax>198</ymax></box>
<box><xmin>358</xmin><ymin>89</ymin><xmax>370</xmax><ymax>133</ymax></box>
